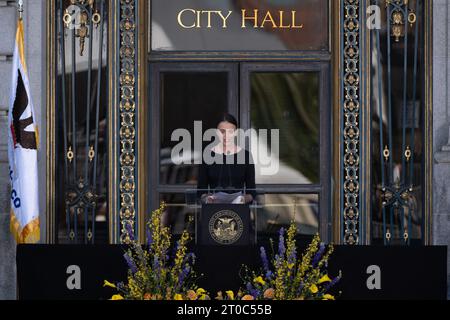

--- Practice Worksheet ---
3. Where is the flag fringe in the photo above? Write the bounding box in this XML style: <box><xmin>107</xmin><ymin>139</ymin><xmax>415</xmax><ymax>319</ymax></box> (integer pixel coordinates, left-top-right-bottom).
<box><xmin>10</xmin><ymin>210</ymin><xmax>40</xmax><ymax>244</ymax></box>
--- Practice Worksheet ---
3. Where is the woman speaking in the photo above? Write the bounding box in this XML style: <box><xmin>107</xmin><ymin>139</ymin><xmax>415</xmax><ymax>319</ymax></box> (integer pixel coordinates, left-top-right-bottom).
<box><xmin>198</xmin><ymin>113</ymin><xmax>256</xmax><ymax>204</ymax></box>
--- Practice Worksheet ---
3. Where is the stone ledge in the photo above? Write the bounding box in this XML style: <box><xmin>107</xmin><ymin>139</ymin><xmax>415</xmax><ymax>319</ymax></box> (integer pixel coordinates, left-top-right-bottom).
<box><xmin>435</xmin><ymin>146</ymin><xmax>450</xmax><ymax>164</ymax></box>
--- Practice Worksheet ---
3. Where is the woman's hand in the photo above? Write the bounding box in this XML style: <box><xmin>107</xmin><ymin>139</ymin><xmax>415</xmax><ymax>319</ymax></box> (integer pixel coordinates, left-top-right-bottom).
<box><xmin>201</xmin><ymin>193</ymin><xmax>216</xmax><ymax>204</ymax></box>
<box><xmin>207</xmin><ymin>195</ymin><xmax>216</xmax><ymax>203</ymax></box>
<box><xmin>244</xmin><ymin>194</ymin><xmax>253</xmax><ymax>204</ymax></box>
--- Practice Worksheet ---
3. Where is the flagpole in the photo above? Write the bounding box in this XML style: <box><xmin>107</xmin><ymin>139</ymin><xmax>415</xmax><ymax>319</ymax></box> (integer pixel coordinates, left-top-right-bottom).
<box><xmin>17</xmin><ymin>0</ymin><xmax>23</xmax><ymax>20</ymax></box>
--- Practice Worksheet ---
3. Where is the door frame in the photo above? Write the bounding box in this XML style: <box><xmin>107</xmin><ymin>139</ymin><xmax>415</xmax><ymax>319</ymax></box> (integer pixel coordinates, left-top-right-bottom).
<box><xmin>45</xmin><ymin>0</ymin><xmax>433</xmax><ymax>245</ymax></box>
<box><xmin>148</xmin><ymin>61</ymin><xmax>332</xmax><ymax>241</ymax></box>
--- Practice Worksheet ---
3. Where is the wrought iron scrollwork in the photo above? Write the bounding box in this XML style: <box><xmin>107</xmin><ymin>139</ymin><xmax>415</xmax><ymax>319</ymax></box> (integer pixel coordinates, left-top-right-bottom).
<box><xmin>57</xmin><ymin>0</ymin><xmax>107</xmax><ymax>243</ymax></box>
<box><xmin>374</xmin><ymin>0</ymin><xmax>420</xmax><ymax>245</ymax></box>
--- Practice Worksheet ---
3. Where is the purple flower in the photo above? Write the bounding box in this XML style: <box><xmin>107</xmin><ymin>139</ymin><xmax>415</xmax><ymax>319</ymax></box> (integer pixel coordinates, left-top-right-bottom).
<box><xmin>312</xmin><ymin>243</ymin><xmax>326</xmax><ymax>267</ymax></box>
<box><xmin>146</xmin><ymin>228</ymin><xmax>153</xmax><ymax>246</ymax></box>
<box><xmin>260</xmin><ymin>247</ymin><xmax>270</xmax><ymax>272</ymax></box>
<box><xmin>153</xmin><ymin>256</ymin><xmax>160</xmax><ymax>271</ymax></box>
<box><xmin>288</xmin><ymin>247</ymin><xmax>297</xmax><ymax>264</ymax></box>
<box><xmin>260</xmin><ymin>247</ymin><xmax>274</xmax><ymax>279</ymax></box>
<box><xmin>274</xmin><ymin>254</ymin><xmax>281</xmax><ymax>268</ymax></box>
<box><xmin>116</xmin><ymin>282</ymin><xmax>126</xmax><ymax>291</ymax></box>
<box><xmin>297</xmin><ymin>282</ymin><xmax>304</xmax><ymax>296</ymax></box>
<box><xmin>251</xmin><ymin>289</ymin><xmax>260</xmax><ymax>299</ymax></box>
<box><xmin>178</xmin><ymin>265</ymin><xmax>191</xmax><ymax>285</ymax></box>
<box><xmin>245</xmin><ymin>282</ymin><xmax>260</xmax><ymax>298</ymax></box>
<box><xmin>123</xmin><ymin>253</ymin><xmax>137</xmax><ymax>274</ymax></box>
<box><xmin>185</xmin><ymin>252</ymin><xmax>196</xmax><ymax>265</ymax></box>
<box><xmin>324</xmin><ymin>275</ymin><xmax>341</xmax><ymax>292</ymax></box>
<box><xmin>278</xmin><ymin>229</ymin><xmax>286</xmax><ymax>257</ymax></box>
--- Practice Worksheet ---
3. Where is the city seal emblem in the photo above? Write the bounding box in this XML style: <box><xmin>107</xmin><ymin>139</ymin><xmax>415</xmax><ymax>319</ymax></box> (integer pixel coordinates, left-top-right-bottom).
<box><xmin>208</xmin><ymin>210</ymin><xmax>244</xmax><ymax>245</ymax></box>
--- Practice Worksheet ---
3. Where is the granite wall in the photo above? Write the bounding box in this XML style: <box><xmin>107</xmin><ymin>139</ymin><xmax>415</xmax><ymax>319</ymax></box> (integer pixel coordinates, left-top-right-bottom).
<box><xmin>433</xmin><ymin>0</ymin><xmax>450</xmax><ymax>298</ymax></box>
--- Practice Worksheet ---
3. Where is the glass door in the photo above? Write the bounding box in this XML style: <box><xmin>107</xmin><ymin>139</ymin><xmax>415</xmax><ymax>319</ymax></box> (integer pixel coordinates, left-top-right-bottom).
<box><xmin>149</xmin><ymin>63</ymin><xmax>238</xmax><ymax>234</ymax></box>
<box><xmin>149</xmin><ymin>62</ymin><xmax>331</xmax><ymax>241</ymax></box>
<box><xmin>240</xmin><ymin>63</ymin><xmax>331</xmax><ymax>242</ymax></box>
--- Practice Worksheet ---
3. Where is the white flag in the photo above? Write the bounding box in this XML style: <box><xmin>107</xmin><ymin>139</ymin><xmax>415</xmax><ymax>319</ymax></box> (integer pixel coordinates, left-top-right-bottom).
<box><xmin>8</xmin><ymin>19</ymin><xmax>40</xmax><ymax>243</ymax></box>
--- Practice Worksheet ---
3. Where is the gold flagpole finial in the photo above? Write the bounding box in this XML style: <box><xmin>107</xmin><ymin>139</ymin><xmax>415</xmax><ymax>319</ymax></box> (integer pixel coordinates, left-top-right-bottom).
<box><xmin>18</xmin><ymin>0</ymin><xmax>24</xmax><ymax>20</ymax></box>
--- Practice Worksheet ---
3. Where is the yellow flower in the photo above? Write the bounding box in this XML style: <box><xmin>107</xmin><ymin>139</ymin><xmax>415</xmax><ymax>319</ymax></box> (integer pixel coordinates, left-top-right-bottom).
<box><xmin>309</xmin><ymin>284</ymin><xmax>319</xmax><ymax>294</ymax></box>
<box><xmin>322</xmin><ymin>294</ymin><xmax>335</xmax><ymax>300</ymax></box>
<box><xmin>174</xmin><ymin>294</ymin><xmax>183</xmax><ymax>300</ymax></box>
<box><xmin>318</xmin><ymin>274</ymin><xmax>332</xmax><ymax>284</ymax></box>
<box><xmin>226</xmin><ymin>290</ymin><xmax>235</xmax><ymax>300</ymax></box>
<box><xmin>254</xmin><ymin>276</ymin><xmax>266</xmax><ymax>286</ymax></box>
<box><xmin>242</xmin><ymin>295</ymin><xmax>255</xmax><ymax>300</ymax></box>
<box><xmin>196</xmin><ymin>288</ymin><xmax>206</xmax><ymax>296</ymax></box>
<box><xmin>287</xmin><ymin>263</ymin><xmax>295</xmax><ymax>269</ymax></box>
<box><xmin>110</xmin><ymin>294</ymin><xmax>124</xmax><ymax>300</ymax></box>
<box><xmin>196</xmin><ymin>288</ymin><xmax>207</xmax><ymax>300</ymax></box>
<box><xmin>103</xmin><ymin>280</ymin><xmax>116</xmax><ymax>289</ymax></box>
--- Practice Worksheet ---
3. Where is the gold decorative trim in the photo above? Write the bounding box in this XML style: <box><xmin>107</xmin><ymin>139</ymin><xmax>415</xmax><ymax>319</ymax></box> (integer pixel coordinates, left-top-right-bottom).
<box><xmin>332</xmin><ymin>0</ymin><xmax>342</xmax><ymax>244</ymax></box>
<box><xmin>424</xmin><ymin>0</ymin><xmax>433</xmax><ymax>245</ymax></box>
<box><xmin>342</xmin><ymin>0</ymin><xmax>361</xmax><ymax>245</ymax></box>
<box><xmin>117</xmin><ymin>0</ymin><xmax>140</xmax><ymax>244</ymax></box>
<box><xmin>46</xmin><ymin>0</ymin><xmax>57</xmax><ymax>244</ymax></box>
<box><xmin>108</xmin><ymin>0</ymin><xmax>118</xmax><ymax>244</ymax></box>
<box><xmin>137</xmin><ymin>0</ymin><xmax>148</xmax><ymax>244</ymax></box>
<box><xmin>362</xmin><ymin>0</ymin><xmax>372</xmax><ymax>246</ymax></box>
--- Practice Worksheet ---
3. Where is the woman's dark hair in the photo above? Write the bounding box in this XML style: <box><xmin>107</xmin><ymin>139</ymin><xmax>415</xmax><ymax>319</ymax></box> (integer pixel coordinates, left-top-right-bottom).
<box><xmin>217</xmin><ymin>113</ymin><xmax>238</xmax><ymax>128</ymax></box>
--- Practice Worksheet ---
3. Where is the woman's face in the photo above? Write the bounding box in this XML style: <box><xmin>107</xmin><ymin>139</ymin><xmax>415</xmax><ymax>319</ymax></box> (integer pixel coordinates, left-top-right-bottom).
<box><xmin>217</xmin><ymin>121</ymin><xmax>237</xmax><ymax>147</ymax></box>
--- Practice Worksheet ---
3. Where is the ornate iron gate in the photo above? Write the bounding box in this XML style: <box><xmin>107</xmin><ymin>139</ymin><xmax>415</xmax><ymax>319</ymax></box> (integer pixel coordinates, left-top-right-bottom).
<box><xmin>56</xmin><ymin>0</ymin><xmax>108</xmax><ymax>243</ymax></box>
<box><xmin>372</xmin><ymin>0</ymin><xmax>425</xmax><ymax>245</ymax></box>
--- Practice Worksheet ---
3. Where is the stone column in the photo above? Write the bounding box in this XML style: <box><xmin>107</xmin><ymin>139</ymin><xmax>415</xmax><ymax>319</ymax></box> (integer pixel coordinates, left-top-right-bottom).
<box><xmin>433</xmin><ymin>0</ymin><xmax>450</xmax><ymax>299</ymax></box>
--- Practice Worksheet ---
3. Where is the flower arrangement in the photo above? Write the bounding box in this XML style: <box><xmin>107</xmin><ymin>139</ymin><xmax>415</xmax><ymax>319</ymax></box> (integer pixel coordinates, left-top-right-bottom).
<box><xmin>218</xmin><ymin>222</ymin><xmax>341</xmax><ymax>301</ymax></box>
<box><xmin>104</xmin><ymin>203</ymin><xmax>207</xmax><ymax>300</ymax></box>
<box><xmin>105</xmin><ymin>204</ymin><xmax>341</xmax><ymax>301</ymax></box>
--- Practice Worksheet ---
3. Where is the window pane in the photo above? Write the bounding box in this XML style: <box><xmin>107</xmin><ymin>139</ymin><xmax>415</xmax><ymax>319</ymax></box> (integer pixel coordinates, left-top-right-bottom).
<box><xmin>250</xmin><ymin>72</ymin><xmax>320</xmax><ymax>184</ymax></box>
<box><xmin>257</xmin><ymin>194</ymin><xmax>319</xmax><ymax>236</ymax></box>
<box><xmin>161</xmin><ymin>193</ymin><xmax>319</xmax><ymax>237</ymax></box>
<box><xmin>160</xmin><ymin>72</ymin><xmax>229</xmax><ymax>185</ymax></box>
<box><xmin>160</xmin><ymin>193</ymin><xmax>196</xmax><ymax>235</ymax></box>
<box><xmin>151</xmin><ymin>0</ymin><xmax>329</xmax><ymax>51</ymax></box>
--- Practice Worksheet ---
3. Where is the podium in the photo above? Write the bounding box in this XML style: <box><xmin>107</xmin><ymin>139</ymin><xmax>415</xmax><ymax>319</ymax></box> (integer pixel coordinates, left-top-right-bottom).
<box><xmin>199</xmin><ymin>204</ymin><xmax>253</xmax><ymax>246</ymax></box>
<box><xmin>186</xmin><ymin>188</ymin><xmax>259</xmax><ymax>246</ymax></box>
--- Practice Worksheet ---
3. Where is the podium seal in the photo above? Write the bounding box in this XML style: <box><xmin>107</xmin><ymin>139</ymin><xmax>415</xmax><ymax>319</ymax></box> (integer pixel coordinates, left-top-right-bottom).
<box><xmin>208</xmin><ymin>210</ymin><xmax>244</xmax><ymax>245</ymax></box>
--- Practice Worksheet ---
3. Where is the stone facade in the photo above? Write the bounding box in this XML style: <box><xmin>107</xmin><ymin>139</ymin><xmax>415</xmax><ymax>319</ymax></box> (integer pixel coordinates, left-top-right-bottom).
<box><xmin>0</xmin><ymin>0</ymin><xmax>448</xmax><ymax>299</ymax></box>
<box><xmin>433</xmin><ymin>0</ymin><xmax>450</xmax><ymax>299</ymax></box>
